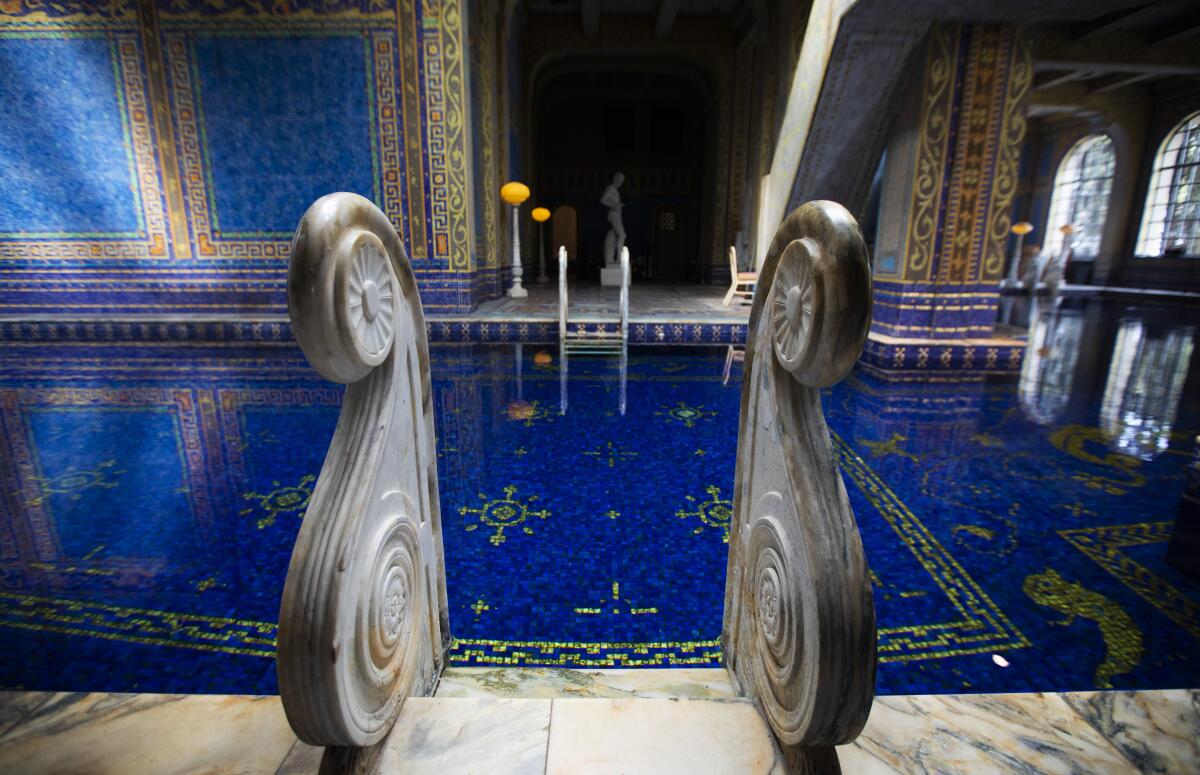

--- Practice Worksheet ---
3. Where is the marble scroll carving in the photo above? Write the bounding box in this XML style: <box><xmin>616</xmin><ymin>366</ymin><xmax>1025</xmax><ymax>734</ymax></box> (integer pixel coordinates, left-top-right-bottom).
<box><xmin>277</xmin><ymin>193</ymin><xmax>450</xmax><ymax>749</ymax></box>
<box><xmin>722</xmin><ymin>201</ymin><xmax>877</xmax><ymax>773</ymax></box>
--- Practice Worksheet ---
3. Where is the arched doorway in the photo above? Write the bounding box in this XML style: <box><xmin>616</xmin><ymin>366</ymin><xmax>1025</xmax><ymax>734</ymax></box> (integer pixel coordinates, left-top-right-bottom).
<box><xmin>551</xmin><ymin>204</ymin><xmax>578</xmax><ymax>275</ymax></box>
<box><xmin>532</xmin><ymin>63</ymin><xmax>710</xmax><ymax>282</ymax></box>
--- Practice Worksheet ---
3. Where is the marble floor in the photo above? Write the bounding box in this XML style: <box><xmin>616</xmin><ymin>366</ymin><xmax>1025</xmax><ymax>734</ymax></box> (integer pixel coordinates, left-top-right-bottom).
<box><xmin>466</xmin><ymin>281</ymin><xmax>750</xmax><ymax>323</ymax></box>
<box><xmin>1</xmin><ymin>676</ymin><xmax>1195</xmax><ymax>774</ymax></box>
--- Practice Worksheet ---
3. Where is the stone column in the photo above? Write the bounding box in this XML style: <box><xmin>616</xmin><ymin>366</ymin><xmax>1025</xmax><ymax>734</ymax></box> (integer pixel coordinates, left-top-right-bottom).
<box><xmin>865</xmin><ymin>23</ymin><xmax>1031</xmax><ymax>374</ymax></box>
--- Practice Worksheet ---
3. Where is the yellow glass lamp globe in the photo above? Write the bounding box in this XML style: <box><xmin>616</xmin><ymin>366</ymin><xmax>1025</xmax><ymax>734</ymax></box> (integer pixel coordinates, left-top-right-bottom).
<box><xmin>500</xmin><ymin>182</ymin><xmax>530</xmax><ymax>205</ymax></box>
<box><xmin>531</xmin><ymin>207</ymin><xmax>550</xmax><ymax>222</ymax></box>
<box><xmin>1011</xmin><ymin>222</ymin><xmax>1033</xmax><ymax>236</ymax></box>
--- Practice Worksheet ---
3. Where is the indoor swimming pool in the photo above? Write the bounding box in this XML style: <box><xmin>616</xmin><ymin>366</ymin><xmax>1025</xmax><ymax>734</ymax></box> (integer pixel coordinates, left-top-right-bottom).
<box><xmin>1</xmin><ymin>300</ymin><xmax>1197</xmax><ymax>698</ymax></box>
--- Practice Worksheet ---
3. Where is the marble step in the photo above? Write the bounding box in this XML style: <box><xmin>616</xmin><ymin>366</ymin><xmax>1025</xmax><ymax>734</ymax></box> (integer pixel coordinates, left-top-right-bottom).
<box><xmin>434</xmin><ymin>666</ymin><xmax>737</xmax><ymax>700</ymax></box>
<box><xmin>283</xmin><ymin>695</ymin><xmax>785</xmax><ymax>775</ymax></box>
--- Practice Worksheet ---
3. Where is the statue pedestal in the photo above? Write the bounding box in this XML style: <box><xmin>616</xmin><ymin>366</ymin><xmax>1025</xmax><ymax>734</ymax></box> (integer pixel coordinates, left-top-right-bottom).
<box><xmin>600</xmin><ymin>264</ymin><xmax>624</xmax><ymax>286</ymax></box>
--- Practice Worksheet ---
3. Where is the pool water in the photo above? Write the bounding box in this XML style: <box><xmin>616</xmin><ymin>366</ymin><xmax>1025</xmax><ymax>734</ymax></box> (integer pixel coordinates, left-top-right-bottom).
<box><xmin>1</xmin><ymin>299</ymin><xmax>1198</xmax><ymax>696</ymax></box>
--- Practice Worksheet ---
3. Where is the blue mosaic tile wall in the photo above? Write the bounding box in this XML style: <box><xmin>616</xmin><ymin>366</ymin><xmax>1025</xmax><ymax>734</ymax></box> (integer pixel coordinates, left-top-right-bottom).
<box><xmin>0</xmin><ymin>0</ymin><xmax>487</xmax><ymax>315</ymax></box>
<box><xmin>0</xmin><ymin>329</ymin><xmax>1197</xmax><ymax>696</ymax></box>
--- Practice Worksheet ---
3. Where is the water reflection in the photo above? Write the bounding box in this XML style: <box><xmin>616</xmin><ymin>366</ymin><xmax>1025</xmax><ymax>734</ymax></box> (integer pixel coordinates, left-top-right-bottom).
<box><xmin>558</xmin><ymin>348</ymin><xmax>626</xmax><ymax>416</ymax></box>
<box><xmin>1101</xmin><ymin>319</ymin><xmax>1195</xmax><ymax>460</ymax></box>
<box><xmin>1019</xmin><ymin>302</ymin><xmax>1084</xmax><ymax>425</ymax></box>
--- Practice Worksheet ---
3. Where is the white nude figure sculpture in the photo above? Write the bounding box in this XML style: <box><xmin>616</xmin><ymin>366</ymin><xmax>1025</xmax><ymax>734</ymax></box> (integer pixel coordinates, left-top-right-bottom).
<box><xmin>600</xmin><ymin>172</ymin><xmax>627</xmax><ymax>286</ymax></box>
<box><xmin>723</xmin><ymin>200</ymin><xmax>877</xmax><ymax>774</ymax></box>
<box><xmin>277</xmin><ymin>193</ymin><xmax>449</xmax><ymax>770</ymax></box>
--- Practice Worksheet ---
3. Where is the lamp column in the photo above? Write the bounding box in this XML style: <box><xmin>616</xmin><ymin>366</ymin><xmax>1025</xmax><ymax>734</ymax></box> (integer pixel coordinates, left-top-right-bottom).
<box><xmin>501</xmin><ymin>182</ymin><xmax>531</xmax><ymax>298</ymax></box>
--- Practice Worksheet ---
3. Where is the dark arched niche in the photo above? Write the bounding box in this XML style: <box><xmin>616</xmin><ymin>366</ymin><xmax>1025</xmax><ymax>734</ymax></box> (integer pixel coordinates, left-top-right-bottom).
<box><xmin>532</xmin><ymin>61</ymin><xmax>711</xmax><ymax>282</ymax></box>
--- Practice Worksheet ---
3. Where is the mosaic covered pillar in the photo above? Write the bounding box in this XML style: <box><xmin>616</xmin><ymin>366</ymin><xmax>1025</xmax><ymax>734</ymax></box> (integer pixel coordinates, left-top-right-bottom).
<box><xmin>866</xmin><ymin>24</ymin><xmax>1031</xmax><ymax>373</ymax></box>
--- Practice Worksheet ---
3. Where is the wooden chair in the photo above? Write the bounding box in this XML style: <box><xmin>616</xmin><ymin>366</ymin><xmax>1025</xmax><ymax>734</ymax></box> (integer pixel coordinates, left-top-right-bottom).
<box><xmin>722</xmin><ymin>245</ymin><xmax>756</xmax><ymax>305</ymax></box>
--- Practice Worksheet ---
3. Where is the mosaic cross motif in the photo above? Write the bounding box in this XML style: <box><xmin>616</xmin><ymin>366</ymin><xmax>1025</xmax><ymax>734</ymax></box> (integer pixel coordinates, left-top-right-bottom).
<box><xmin>656</xmin><ymin>401</ymin><xmax>717</xmax><ymax>428</ymax></box>
<box><xmin>676</xmin><ymin>485</ymin><xmax>733</xmax><ymax>542</ymax></box>
<box><xmin>573</xmin><ymin>581</ymin><xmax>658</xmax><ymax>616</ymax></box>
<box><xmin>240</xmin><ymin>473</ymin><xmax>315</xmax><ymax>529</ymax></box>
<box><xmin>460</xmin><ymin>485</ymin><xmax>550</xmax><ymax>546</ymax></box>
<box><xmin>583</xmin><ymin>441</ymin><xmax>638</xmax><ymax>468</ymax></box>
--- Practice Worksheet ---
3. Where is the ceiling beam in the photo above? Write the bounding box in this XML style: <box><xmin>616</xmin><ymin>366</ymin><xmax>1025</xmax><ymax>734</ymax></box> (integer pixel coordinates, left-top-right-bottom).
<box><xmin>1033</xmin><ymin>69</ymin><xmax>1090</xmax><ymax>90</ymax></box>
<box><xmin>654</xmin><ymin>0</ymin><xmax>679</xmax><ymax>37</ymax></box>
<box><xmin>1087</xmin><ymin>71</ymin><xmax>1155</xmax><ymax>92</ymax></box>
<box><xmin>1035</xmin><ymin>29</ymin><xmax>1200</xmax><ymax>75</ymax></box>
<box><xmin>581</xmin><ymin>0</ymin><xmax>598</xmax><ymax>36</ymax></box>
<box><xmin>1149</xmin><ymin>12</ymin><xmax>1200</xmax><ymax>45</ymax></box>
<box><xmin>1070</xmin><ymin>3</ymin><xmax>1157</xmax><ymax>41</ymax></box>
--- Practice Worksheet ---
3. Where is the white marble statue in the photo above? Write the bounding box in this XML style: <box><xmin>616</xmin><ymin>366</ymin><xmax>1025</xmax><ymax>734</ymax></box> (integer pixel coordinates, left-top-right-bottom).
<box><xmin>601</xmin><ymin>172</ymin><xmax>626</xmax><ymax>267</ymax></box>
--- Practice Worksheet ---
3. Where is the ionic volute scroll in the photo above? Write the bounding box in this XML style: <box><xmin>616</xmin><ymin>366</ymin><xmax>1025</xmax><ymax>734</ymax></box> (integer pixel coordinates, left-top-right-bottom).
<box><xmin>277</xmin><ymin>193</ymin><xmax>449</xmax><ymax>752</ymax></box>
<box><xmin>722</xmin><ymin>201</ymin><xmax>876</xmax><ymax>773</ymax></box>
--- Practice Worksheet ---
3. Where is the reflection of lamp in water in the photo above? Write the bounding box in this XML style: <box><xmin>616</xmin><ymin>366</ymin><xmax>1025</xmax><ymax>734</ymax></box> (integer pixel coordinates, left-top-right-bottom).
<box><xmin>532</xmin><ymin>206</ymin><xmax>550</xmax><ymax>283</ymax></box>
<box><xmin>507</xmin><ymin>399</ymin><xmax>535</xmax><ymax>421</ymax></box>
<box><xmin>1101</xmin><ymin>319</ymin><xmax>1195</xmax><ymax>460</ymax></box>
<box><xmin>1006</xmin><ymin>222</ymin><xmax>1033</xmax><ymax>285</ymax></box>
<box><xmin>501</xmin><ymin>182</ymin><xmax>531</xmax><ymax>298</ymax></box>
<box><xmin>1018</xmin><ymin>303</ymin><xmax>1083</xmax><ymax>425</ymax></box>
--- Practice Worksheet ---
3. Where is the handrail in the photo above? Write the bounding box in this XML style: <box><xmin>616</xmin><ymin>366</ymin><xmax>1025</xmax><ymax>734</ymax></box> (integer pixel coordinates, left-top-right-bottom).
<box><xmin>619</xmin><ymin>246</ymin><xmax>629</xmax><ymax>345</ymax></box>
<box><xmin>558</xmin><ymin>245</ymin><xmax>568</xmax><ymax>344</ymax></box>
<box><xmin>277</xmin><ymin>193</ymin><xmax>449</xmax><ymax>760</ymax></box>
<box><xmin>722</xmin><ymin>200</ymin><xmax>876</xmax><ymax>772</ymax></box>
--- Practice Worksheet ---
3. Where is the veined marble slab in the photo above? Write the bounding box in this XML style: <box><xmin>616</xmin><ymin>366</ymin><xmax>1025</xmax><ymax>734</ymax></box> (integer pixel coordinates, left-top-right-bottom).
<box><xmin>377</xmin><ymin>697</ymin><xmax>551</xmax><ymax>775</ymax></box>
<box><xmin>838</xmin><ymin>692</ymin><xmax>1140</xmax><ymax>774</ymax></box>
<box><xmin>435</xmin><ymin>667</ymin><xmax>736</xmax><ymax>700</ymax></box>
<box><xmin>544</xmin><ymin>697</ymin><xmax>784</xmax><ymax>775</ymax></box>
<box><xmin>1062</xmin><ymin>689</ymin><xmax>1200</xmax><ymax>775</ymax></box>
<box><xmin>0</xmin><ymin>691</ymin><xmax>295</xmax><ymax>775</ymax></box>
<box><xmin>1</xmin><ymin>688</ymin><xmax>1196</xmax><ymax>774</ymax></box>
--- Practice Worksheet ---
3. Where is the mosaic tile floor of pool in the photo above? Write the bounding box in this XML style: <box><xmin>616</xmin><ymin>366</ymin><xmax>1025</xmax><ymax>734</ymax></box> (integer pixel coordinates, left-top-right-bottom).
<box><xmin>0</xmin><ymin>324</ymin><xmax>1197</xmax><ymax>697</ymax></box>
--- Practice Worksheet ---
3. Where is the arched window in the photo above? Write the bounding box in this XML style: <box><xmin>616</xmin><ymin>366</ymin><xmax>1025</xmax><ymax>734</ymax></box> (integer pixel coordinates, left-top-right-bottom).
<box><xmin>1136</xmin><ymin>111</ymin><xmax>1200</xmax><ymax>257</ymax></box>
<box><xmin>1044</xmin><ymin>134</ymin><xmax>1115</xmax><ymax>258</ymax></box>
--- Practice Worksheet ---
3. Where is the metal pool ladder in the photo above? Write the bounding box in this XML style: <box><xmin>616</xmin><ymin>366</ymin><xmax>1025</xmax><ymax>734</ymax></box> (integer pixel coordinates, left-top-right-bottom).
<box><xmin>558</xmin><ymin>245</ymin><xmax>629</xmax><ymax>357</ymax></box>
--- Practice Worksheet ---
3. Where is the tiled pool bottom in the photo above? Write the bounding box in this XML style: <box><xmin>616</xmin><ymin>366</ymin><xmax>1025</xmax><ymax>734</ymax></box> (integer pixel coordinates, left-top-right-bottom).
<box><xmin>0</xmin><ymin>339</ymin><xmax>1197</xmax><ymax>697</ymax></box>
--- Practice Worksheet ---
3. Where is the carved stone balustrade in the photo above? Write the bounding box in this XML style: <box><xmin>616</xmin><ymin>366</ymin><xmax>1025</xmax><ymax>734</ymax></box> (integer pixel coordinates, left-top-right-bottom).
<box><xmin>276</xmin><ymin>193</ymin><xmax>449</xmax><ymax>769</ymax></box>
<box><xmin>274</xmin><ymin>194</ymin><xmax>875</xmax><ymax>775</ymax></box>
<box><xmin>722</xmin><ymin>201</ymin><xmax>877</xmax><ymax>774</ymax></box>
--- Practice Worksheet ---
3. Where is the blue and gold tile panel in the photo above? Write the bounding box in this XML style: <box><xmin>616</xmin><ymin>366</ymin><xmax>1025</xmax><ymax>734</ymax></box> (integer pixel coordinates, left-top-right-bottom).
<box><xmin>0</xmin><ymin>0</ymin><xmax>479</xmax><ymax>314</ymax></box>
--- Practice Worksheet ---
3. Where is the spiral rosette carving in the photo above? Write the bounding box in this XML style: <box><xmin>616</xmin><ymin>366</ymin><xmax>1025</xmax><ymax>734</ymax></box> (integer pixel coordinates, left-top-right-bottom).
<box><xmin>278</xmin><ymin>193</ymin><xmax>447</xmax><ymax>750</ymax></box>
<box><xmin>343</xmin><ymin>495</ymin><xmax>422</xmax><ymax>740</ymax></box>
<box><xmin>288</xmin><ymin>195</ymin><xmax>405</xmax><ymax>385</ymax></box>
<box><xmin>723</xmin><ymin>200</ymin><xmax>875</xmax><ymax>767</ymax></box>
<box><xmin>763</xmin><ymin>202</ymin><xmax>871</xmax><ymax>388</ymax></box>
<box><xmin>748</xmin><ymin>500</ymin><xmax>818</xmax><ymax>745</ymax></box>
<box><xmin>341</xmin><ymin>237</ymin><xmax>396</xmax><ymax>368</ymax></box>
<box><xmin>771</xmin><ymin>238</ymin><xmax>823</xmax><ymax>375</ymax></box>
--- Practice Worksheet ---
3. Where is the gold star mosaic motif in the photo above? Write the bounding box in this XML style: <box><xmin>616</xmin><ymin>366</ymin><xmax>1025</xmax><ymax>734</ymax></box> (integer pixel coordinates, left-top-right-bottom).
<box><xmin>241</xmin><ymin>473</ymin><xmax>315</xmax><ymax>529</ymax></box>
<box><xmin>656</xmin><ymin>401</ymin><xmax>716</xmax><ymax>428</ymax></box>
<box><xmin>29</xmin><ymin>458</ymin><xmax>125</xmax><ymax>506</ymax></box>
<box><xmin>461</xmin><ymin>485</ymin><xmax>550</xmax><ymax>546</ymax></box>
<box><xmin>676</xmin><ymin>485</ymin><xmax>733</xmax><ymax>543</ymax></box>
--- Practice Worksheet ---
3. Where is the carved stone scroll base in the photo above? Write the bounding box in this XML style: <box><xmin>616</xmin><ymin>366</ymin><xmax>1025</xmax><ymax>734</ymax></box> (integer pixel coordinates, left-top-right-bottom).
<box><xmin>277</xmin><ymin>193</ymin><xmax>449</xmax><ymax>751</ymax></box>
<box><xmin>722</xmin><ymin>201</ymin><xmax>878</xmax><ymax>773</ymax></box>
